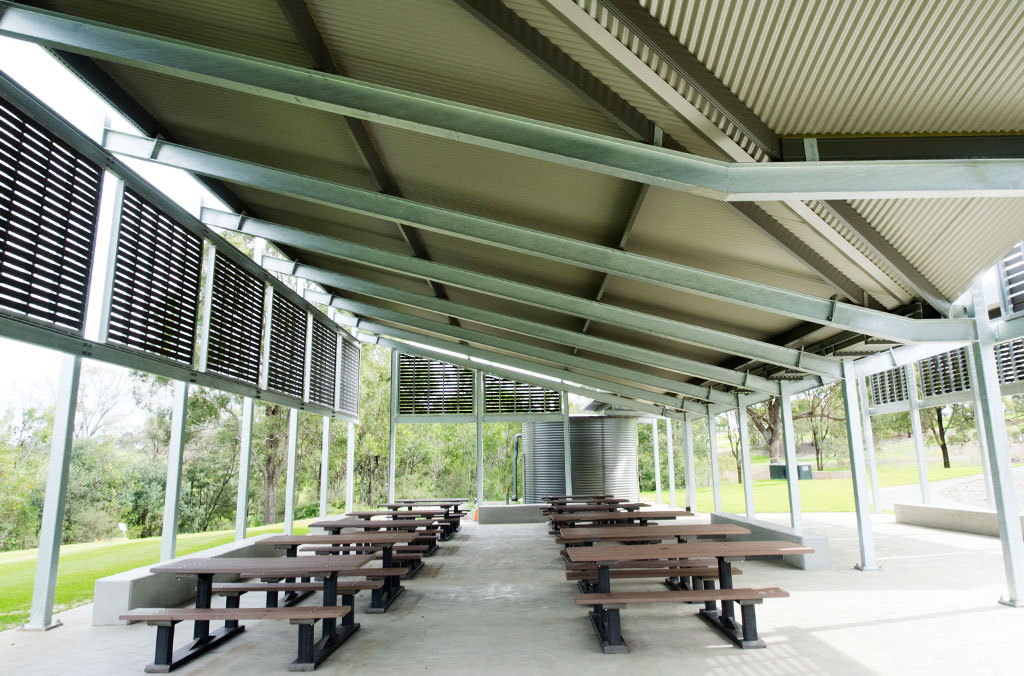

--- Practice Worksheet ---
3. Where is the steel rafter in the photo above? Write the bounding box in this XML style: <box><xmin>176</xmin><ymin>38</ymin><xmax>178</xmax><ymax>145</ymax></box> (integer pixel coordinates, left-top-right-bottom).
<box><xmin>1</xmin><ymin>4</ymin><xmax>1022</xmax><ymax>200</ymax></box>
<box><xmin>98</xmin><ymin>132</ymin><xmax>973</xmax><ymax>343</ymax></box>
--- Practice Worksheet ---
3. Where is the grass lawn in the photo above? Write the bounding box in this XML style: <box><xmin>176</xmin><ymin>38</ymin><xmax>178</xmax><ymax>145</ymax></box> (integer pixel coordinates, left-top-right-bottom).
<box><xmin>0</xmin><ymin>520</ymin><xmax>311</xmax><ymax>631</ymax></box>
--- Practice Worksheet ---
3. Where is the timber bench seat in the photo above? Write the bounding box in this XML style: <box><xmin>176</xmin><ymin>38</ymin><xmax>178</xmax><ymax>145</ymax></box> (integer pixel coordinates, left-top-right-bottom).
<box><xmin>120</xmin><ymin>605</ymin><xmax>353</xmax><ymax>672</ymax></box>
<box><xmin>575</xmin><ymin>587</ymin><xmax>788</xmax><ymax>651</ymax></box>
<box><xmin>211</xmin><ymin>580</ymin><xmax>383</xmax><ymax>608</ymax></box>
<box><xmin>567</xmin><ymin>564</ymin><xmax>741</xmax><ymax>594</ymax></box>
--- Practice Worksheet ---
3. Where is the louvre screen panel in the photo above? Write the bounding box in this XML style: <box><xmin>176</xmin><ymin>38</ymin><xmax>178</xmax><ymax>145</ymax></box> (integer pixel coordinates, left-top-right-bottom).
<box><xmin>996</xmin><ymin>339</ymin><xmax>1024</xmax><ymax>385</ymax></box>
<box><xmin>308</xmin><ymin>319</ymin><xmax>337</xmax><ymax>407</ymax></box>
<box><xmin>338</xmin><ymin>337</ymin><xmax>360</xmax><ymax>415</ymax></box>
<box><xmin>918</xmin><ymin>347</ymin><xmax>972</xmax><ymax>398</ymax></box>
<box><xmin>999</xmin><ymin>243</ymin><xmax>1024</xmax><ymax>315</ymax></box>
<box><xmin>869</xmin><ymin>367</ymin><xmax>908</xmax><ymax>406</ymax></box>
<box><xmin>267</xmin><ymin>293</ymin><xmax>306</xmax><ymax>398</ymax></box>
<box><xmin>398</xmin><ymin>353</ymin><xmax>473</xmax><ymax>415</ymax></box>
<box><xmin>0</xmin><ymin>97</ymin><xmax>103</xmax><ymax>332</ymax></box>
<box><xmin>205</xmin><ymin>250</ymin><xmax>264</xmax><ymax>384</ymax></box>
<box><xmin>484</xmin><ymin>374</ymin><xmax>560</xmax><ymax>414</ymax></box>
<box><xmin>106</xmin><ymin>188</ymin><xmax>203</xmax><ymax>362</ymax></box>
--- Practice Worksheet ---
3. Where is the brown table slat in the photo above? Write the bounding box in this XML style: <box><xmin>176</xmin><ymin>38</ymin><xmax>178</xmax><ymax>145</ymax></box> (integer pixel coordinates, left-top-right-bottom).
<box><xmin>566</xmin><ymin>541</ymin><xmax>815</xmax><ymax>563</ymax></box>
<box><xmin>262</xmin><ymin>533</ymin><xmax>417</xmax><ymax>546</ymax></box>
<box><xmin>120</xmin><ymin>606</ymin><xmax>350</xmax><ymax>622</ymax></box>
<box><xmin>151</xmin><ymin>555</ymin><xmax>375</xmax><ymax>576</ymax></box>
<box><xmin>558</xmin><ymin>524</ymin><xmax>750</xmax><ymax>542</ymax></box>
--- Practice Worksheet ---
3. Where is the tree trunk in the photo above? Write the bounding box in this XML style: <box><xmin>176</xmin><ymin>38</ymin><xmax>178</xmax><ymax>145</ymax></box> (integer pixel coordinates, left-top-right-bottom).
<box><xmin>936</xmin><ymin>408</ymin><xmax>951</xmax><ymax>469</ymax></box>
<box><xmin>261</xmin><ymin>405</ymin><xmax>285</xmax><ymax>525</ymax></box>
<box><xmin>812</xmin><ymin>428</ymin><xmax>823</xmax><ymax>471</ymax></box>
<box><xmin>759</xmin><ymin>399</ymin><xmax>784</xmax><ymax>463</ymax></box>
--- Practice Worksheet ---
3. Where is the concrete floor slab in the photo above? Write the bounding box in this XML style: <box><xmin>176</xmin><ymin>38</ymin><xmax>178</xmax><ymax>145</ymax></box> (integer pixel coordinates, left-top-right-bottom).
<box><xmin>1</xmin><ymin>513</ymin><xmax>1020</xmax><ymax>675</ymax></box>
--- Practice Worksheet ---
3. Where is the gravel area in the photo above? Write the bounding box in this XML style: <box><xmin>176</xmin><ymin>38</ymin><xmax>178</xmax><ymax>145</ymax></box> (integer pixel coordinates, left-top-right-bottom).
<box><xmin>934</xmin><ymin>465</ymin><xmax>1024</xmax><ymax>512</ymax></box>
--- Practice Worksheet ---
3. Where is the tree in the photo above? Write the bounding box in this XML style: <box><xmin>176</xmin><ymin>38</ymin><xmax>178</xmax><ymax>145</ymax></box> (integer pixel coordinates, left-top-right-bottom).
<box><xmin>801</xmin><ymin>384</ymin><xmax>843</xmax><ymax>471</ymax></box>
<box><xmin>748</xmin><ymin>398</ymin><xmax>784</xmax><ymax>463</ymax></box>
<box><xmin>253</xmin><ymin>403</ymin><xmax>288</xmax><ymax>525</ymax></box>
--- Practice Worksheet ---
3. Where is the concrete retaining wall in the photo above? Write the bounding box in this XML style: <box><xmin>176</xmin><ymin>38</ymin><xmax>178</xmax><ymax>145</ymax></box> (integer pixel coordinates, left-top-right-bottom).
<box><xmin>894</xmin><ymin>502</ymin><xmax>1024</xmax><ymax>537</ymax></box>
<box><xmin>478</xmin><ymin>504</ymin><xmax>547</xmax><ymax>524</ymax></box>
<box><xmin>710</xmin><ymin>512</ymin><xmax>831</xmax><ymax>571</ymax></box>
<box><xmin>92</xmin><ymin>534</ymin><xmax>282</xmax><ymax>625</ymax></box>
<box><xmin>812</xmin><ymin>470</ymin><xmax>852</xmax><ymax>480</ymax></box>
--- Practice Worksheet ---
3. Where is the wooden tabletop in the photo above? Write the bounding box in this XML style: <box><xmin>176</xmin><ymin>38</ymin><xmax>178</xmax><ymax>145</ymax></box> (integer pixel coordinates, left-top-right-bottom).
<box><xmin>547</xmin><ymin>497</ymin><xmax>625</xmax><ymax>505</ymax></box>
<box><xmin>549</xmin><ymin>502</ymin><xmax>648</xmax><ymax>512</ymax></box>
<box><xmin>557</xmin><ymin>524</ymin><xmax>751</xmax><ymax>542</ymax></box>
<box><xmin>542</xmin><ymin>494</ymin><xmax>611</xmax><ymax>501</ymax></box>
<box><xmin>347</xmin><ymin>510</ymin><xmax>448</xmax><ymax>518</ymax></box>
<box><xmin>151</xmin><ymin>555</ymin><xmax>376</xmax><ymax>576</ymax></box>
<box><xmin>549</xmin><ymin>509</ymin><xmax>692</xmax><ymax>523</ymax></box>
<box><xmin>262</xmin><ymin>533</ymin><xmax>418</xmax><ymax>546</ymax></box>
<box><xmin>310</xmin><ymin>518</ymin><xmax>438</xmax><ymax>530</ymax></box>
<box><xmin>395</xmin><ymin>498</ymin><xmax>468</xmax><ymax>504</ymax></box>
<box><xmin>380</xmin><ymin>502</ymin><xmax>461</xmax><ymax>509</ymax></box>
<box><xmin>566</xmin><ymin>541</ymin><xmax>815</xmax><ymax>563</ymax></box>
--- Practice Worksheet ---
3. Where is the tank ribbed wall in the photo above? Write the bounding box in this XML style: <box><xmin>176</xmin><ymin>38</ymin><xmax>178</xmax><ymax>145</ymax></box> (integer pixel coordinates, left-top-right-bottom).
<box><xmin>522</xmin><ymin>416</ymin><xmax>638</xmax><ymax>503</ymax></box>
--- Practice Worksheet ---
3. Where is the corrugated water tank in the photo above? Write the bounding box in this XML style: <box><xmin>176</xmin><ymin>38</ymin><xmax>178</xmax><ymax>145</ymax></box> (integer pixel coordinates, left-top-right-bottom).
<box><xmin>522</xmin><ymin>416</ymin><xmax>639</xmax><ymax>503</ymax></box>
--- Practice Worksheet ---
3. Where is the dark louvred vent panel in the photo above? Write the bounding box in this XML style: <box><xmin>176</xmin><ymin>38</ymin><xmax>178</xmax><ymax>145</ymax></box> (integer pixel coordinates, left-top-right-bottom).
<box><xmin>206</xmin><ymin>250</ymin><xmax>264</xmax><ymax>385</ymax></box>
<box><xmin>308</xmin><ymin>319</ymin><xmax>337</xmax><ymax>407</ymax></box>
<box><xmin>267</xmin><ymin>293</ymin><xmax>306</xmax><ymax>398</ymax></box>
<box><xmin>106</xmin><ymin>188</ymin><xmax>203</xmax><ymax>363</ymax></box>
<box><xmin>869</xmin><ymin>367</ymin><xmax>908</xmax><ymax>406</ymax></box>
<box><xmin>996</xmin><ymin>339</ymin><xmax>1024</xmax><ymax>385</ymax></box>
<box><xmin>338</xmin><ymin>337</ymin><xmax>360</xmax><ymax>415</ymax></box>
<box><xmin>484</xmin><ymin>374</ymin><xmax>560</xmax><ymax>414</ymax></box>
<box><xmin>918</xmin><ymin>347</ymin><xmax>971</xmax><ymax>398</ymax></box>
<box><xmin>398</xmin><ymin>353</ymin><xmax>473</xmax><ymax>415</ymax></box>
<box><xmin>0</xmin><ymin>97</ymin><xmax>102</xmax><ymax>332</ymax></box>
<box><xmin>999</xmin><ymin>243</ymin><xmax>1024</xmax><ymax>315</ymax></box>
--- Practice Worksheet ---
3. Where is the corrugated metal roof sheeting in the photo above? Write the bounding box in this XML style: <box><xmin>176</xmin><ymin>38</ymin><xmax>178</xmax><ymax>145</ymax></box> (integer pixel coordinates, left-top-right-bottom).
<box><xmin>36</xmin><ymin>0</ymin><xmax>312</xmax><ymax>67</ymax></box>
<box><xmin>307</xmin><ymin>0</ymin><xmax>629</xmax><ymax>138</ymax></box>
<box><xmin>100</xmin><ymin>64</ymin><xmax>377</xmax><ymax>189</ymax></box>
<box><xmin>503</xmin><ymin>0</ymin><xmax>731</xmax><ymax>160</ymax></box>
<box><xmin>367</xmin><ymin>125</ymin><xmax>636</xmax><ymax>246</ymax></box>
<box><xmin>639</xmin><ymin>0</ymin><xmax>1024</xmax><ymax>135</ymax></box>
<box><xmin>851</xmin><ymin>197</ymin><xmax>1024</xmax><ymax>302</ymax></box>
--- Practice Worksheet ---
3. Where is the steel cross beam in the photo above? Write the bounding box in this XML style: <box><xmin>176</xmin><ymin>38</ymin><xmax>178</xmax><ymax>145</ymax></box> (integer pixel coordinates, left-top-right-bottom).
<box><xmin>264</xmin><ymin>255</ymin><xmax>794</xmax><ymax>394</ymax></box>
<box><xmin>100</xmin><ymin>131</ymin><xmax>973</xmax><ymax>343</ymax></box>
<box><xmin>302</xmin><ymin>285</ymin><xmax>738</xmax><ymax>406</ymax></box>
<box><xmin>274</xmin><ymin>0</ymin><xmax>461</xmax><ymax>329</ymax></box>
<box><xmin>370</xmin><ymin>334</ymin><xmax>690</xmax><ymax>421</ymax></box>
<box><xmin>3</xmin><ymin>4</ymin><xmax>1024</xmax><ymax>199</ymax></box>
<box><xmin>349</xmin><ymin>311</ymin><xmax>707</xmax><ymax>417</ymax></box>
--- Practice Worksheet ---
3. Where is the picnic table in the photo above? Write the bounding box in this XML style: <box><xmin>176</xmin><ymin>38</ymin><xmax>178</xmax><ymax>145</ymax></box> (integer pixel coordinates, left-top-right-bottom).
<box><xmin>557</xmin><ymin>523</ymin><xmax>751</xmax><ymax>545</ymax></box>
<box><xmin>380</xmin><ymin>502</ymin><xmax>465</xmax><ymax>534</ymax></box>
<box><xmin>549</xmin><ymin>509</ymin><xmax>692</xmax><ymax>528</ymax></box>
<box><xmin>144</xmin><ymin>554</ymin><xmax>375</xmax><ymax>669</ymax></box>
<box><xmin>349</xmin><ymin>509</ymin><xmax>457</xmax><ymax>540</ymax></box>
<box><xmin>311</xmin><ymin>518</ymin><xmax>443</xmax><ymax>555</ymax></box>
<box><xmin>542</xmin><ymin>494</ymin><xmax>611</xmax><ymax>501</ymax></box>
<box><xmin>547</xmin><ymin>497</ymin><xmax>626</xmax><ymax>506</ymax></box>
<box><xmin>547</xmin><ymin>502</ymin><xmax>648</xmax><ymax>514</ymax></box>
<box><xmin>262</xmin><ymin>533</ymin><xmax>417</xmax><ymax>611</ymax></box>
<box><xmin>567</xmin><ymin>541</ymin><xmax>813</xmax><ymax>652</ymax></box>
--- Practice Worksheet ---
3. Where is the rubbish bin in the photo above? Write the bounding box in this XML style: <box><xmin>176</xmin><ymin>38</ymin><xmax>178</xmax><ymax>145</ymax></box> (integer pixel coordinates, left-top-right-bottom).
<box><xmin>769</xmin><ymin>463</ymin><xmax>814</xmax><ymax>480</ymax></box>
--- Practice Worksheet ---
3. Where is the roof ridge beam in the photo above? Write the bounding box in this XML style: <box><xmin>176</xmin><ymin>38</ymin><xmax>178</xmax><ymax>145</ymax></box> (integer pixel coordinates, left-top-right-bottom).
<box><xmin>98</xmin><ymin>129</ymin><xmax>970</xmax><ymax>342</ymax></box>
<box><xmin>1</xmin><ymin>4</ymin><xmax>1022</xmax><ymax>200</ymax></box>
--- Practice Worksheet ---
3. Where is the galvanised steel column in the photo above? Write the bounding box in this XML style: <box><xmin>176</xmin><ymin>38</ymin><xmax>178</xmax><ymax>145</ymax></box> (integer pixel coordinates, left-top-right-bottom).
<box><xmin>234</xmin><ymin>397</ymin><xmax>254</xmax><ymax>540</ymax></box>
<box><xmin>26</xmin><ymin>354</ymin><xmax>81</xmax><ymax>630</ymax></box>
<box><xmin>737</xmin><ymin>396</ymin><xmax>755</xmax><ymax>518</ymax></box>
<box><xmin>160</xmin><ymin>380</ymin><xmax>189</xmax><ymax>561</ymax></box>
<box><xmin>707</xmin><ymin>410</ymin><xmax>722</xmax><ymax>513</ymax></box>
<box><xmin>857</xmin><ymin>377</ymin><xmax>883</xmax><ymax>514</ymax></box>
<box><xmin>780</xmin><ymin>384</ymin><xmax>803</xmax><ymax>530</ymax></box>
<box><xmin>319</xmin><ymin>417</ymin><xmax>331</xmax><ymax>518</ymax></box>
<box><xmin>561</xmin><ymin>391</ymin><xmax>573</xmax><ymax>496</ymax></box>
<box><xmin>388</xmin><ymin>349</ymin><xmax>398</xmax><ymax>504</ymax></box>
<box><xmin>344</xmin><ymin>422</ymin><xmax>356</xmax><ymax>514</ymax></box>
<box><xmin>652</xmin><ymin>420</ymin><xmax>662</xmax><ymax>504</ymax></box>
<box><xmin>841</xmin><ymin>360</ymin><xmax>879</xmax><ymax>571</ymax></box>
<box><xmin>905</xmin><ymin>364</ymin><xmax>931</xmax><ymax>504</ymax></box>
<box><xmin>682</xmin><ymin>414</ymin><xmax>697</xmax><ymax>512</ymax></box>
<box><xmin>966</xmin><ymin>354</ymin><xmax>996</xmax><ymax>506</ymax></box>
<box><xmin>969</xmin><ymin>284</ymin><xmax>1024</xmax><ymax>606</ymax></box>
<box><xmin>665</xmin><ymin>418</ymin><xmax>677</xmax><ymax>507</ymax></box>
<box><xmin>475</xmin><ymin>369</ymin><xmax>484</xmax><ymax>507</ymax></box>
<box><xmin>283</xmin><ymin>408</ymin><xmax>299</xmax><ymax>535</ymax></box>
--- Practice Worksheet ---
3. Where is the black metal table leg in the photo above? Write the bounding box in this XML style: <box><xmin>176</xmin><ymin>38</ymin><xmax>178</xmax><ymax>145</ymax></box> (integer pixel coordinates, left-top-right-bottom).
<box><xmin>194</xmin><ymin>574</ymin><xmax>212</xmax><ymax>641</ymax></box>
<box><xmin>717</xmin><ymin>558</ymin><xmax>737</xmax><ymax>630</ymax></box>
